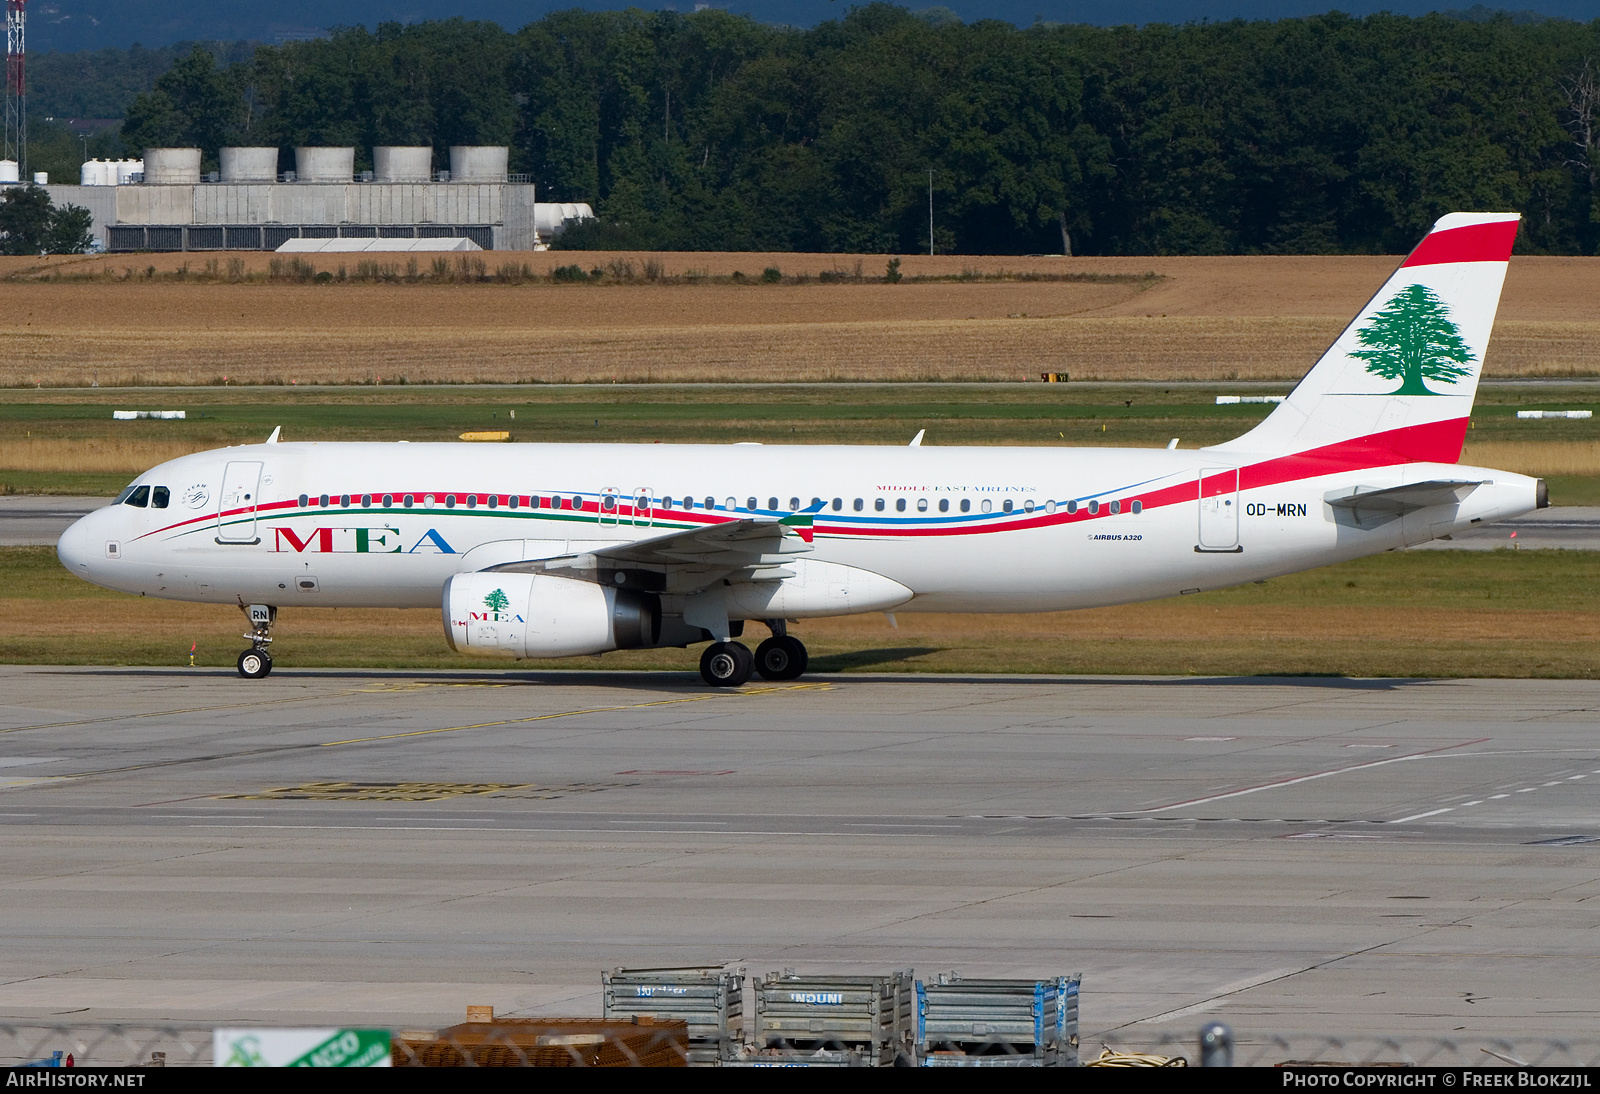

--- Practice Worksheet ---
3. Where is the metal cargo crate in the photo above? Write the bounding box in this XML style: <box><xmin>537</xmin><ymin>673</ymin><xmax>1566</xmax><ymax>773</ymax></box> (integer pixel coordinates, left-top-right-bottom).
<box><xmin>916</xmin><ymin>973</ymin><xmax>1081</xmax><ymax>1067</ymax></box>
<box><xmin>603</xmin><ymin>966</ymin><xmax>743</xmax><ymax>1065</ymax></box>
<box><xmin>752</xmin><ymin>969</ymin><xmax>914</xmax><ymax>1066</ymax></box>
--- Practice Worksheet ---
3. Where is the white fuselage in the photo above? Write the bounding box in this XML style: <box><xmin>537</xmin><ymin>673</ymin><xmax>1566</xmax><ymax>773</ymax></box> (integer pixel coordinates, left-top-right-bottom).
<box><xmin>57</xmin><ymin>440</ymin><xmax>1540</xmax><ymax>618</ymax></box>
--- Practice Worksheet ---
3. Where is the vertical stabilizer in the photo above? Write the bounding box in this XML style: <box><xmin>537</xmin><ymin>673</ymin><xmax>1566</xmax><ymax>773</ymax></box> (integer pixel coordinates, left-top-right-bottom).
<box><xmin>1211</xmin><ymin>212</ymin><xmax>1519</xmax><ymax>463</ymax></box>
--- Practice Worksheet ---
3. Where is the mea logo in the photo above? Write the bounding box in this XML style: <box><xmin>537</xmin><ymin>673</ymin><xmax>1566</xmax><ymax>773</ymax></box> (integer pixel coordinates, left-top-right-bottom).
<box><xmin>270</xmin><ymin>527</ymin><xmax>456</xmax><ymax>554</ymax></box>
<box><xmin>470</xmin><ymin>587</ymin><xmax>524</xmax><ymax>623</ymax></box>
<box><xmin>1350</xmin><ymin>284</ymin><xmax>1476</xmax><ymax>396</ymax></box>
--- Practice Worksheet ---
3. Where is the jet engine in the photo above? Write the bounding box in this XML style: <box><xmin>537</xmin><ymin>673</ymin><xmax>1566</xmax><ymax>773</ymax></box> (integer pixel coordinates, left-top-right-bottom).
<box><xmin>443</xmin><ymin>572</ymin><xmax>658</xmax><ymax>659</ymax></box>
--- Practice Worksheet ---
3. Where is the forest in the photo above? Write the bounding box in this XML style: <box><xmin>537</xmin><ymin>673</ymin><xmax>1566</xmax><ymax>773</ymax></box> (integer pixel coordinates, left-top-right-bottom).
<box><xmin>36</xmin><ymin>6</ymin><xmax>1600</xmax><ymax>255</ymax></box>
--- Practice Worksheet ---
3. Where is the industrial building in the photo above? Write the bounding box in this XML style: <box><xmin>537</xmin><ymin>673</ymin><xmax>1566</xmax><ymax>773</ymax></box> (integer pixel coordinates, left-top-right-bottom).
<box><xmin>46</xmin><ymin>145</ymin><xmax>593</xmax><ymax>253</ymax></box>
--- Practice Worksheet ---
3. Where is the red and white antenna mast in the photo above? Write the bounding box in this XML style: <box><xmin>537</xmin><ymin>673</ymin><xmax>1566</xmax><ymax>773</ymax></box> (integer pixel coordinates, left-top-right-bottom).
<box><xmin>4</xmin><ymin>0</ymin><xmax>24</xmax><ymax>179</ymax></box>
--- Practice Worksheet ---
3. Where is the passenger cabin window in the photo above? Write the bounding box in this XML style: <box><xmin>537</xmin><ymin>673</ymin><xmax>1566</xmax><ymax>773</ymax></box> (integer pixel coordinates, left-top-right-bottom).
<box><xmin>445</xmin><ymin>495</ymin><xmax>457</xmax><ymax>509</ymax></box>
<box><xmin>151</xmin><ymin>486</ymin><xmax>170</xmax><ymax>508</ymax></box>
<box><xmin>571</xmin><ymin>496</ymin><xmax>584</xmax><ymax>510</ymax></box>
<box><xmin>768</xmin><ymin>497</ymin><xmax>778</xmax><ymax>510</ymax></box>
<box><xmin>319</xmin><ymin>494</ymin><xmax>329</xmax><ymax>507</ymax></box>
<box><xmin>1110</xmin><ymin>500</ymin><xmax>1121</xmax><ymax>515</ymax></box>
<box><xmin>960</xmin><ymin>499</ymin><xmax>970</xmax><ymax>513</ymax></box>
<box><xmin>1131</xmin><ymin>500</ymin><xmax>1143</xmax><ymax>515</ymax></box>
<box><xmin>1067</xmin><ymin>500</ymin><xmax>1077</xmax><ymax>514</ymax></box>
<box><xmin>811</xmin><ymin>497</ymin><xmax>823</xmax><ymax>510</ymax></box>
<box><xmin>1045</xmin><ymin>500</ymin><xmax>1056</xmax><ymax>515</ymax></box>
<box><xmin>404</xmin><ymin>495</ymin><xmax>415</xmax><ymax>508</ymax></box>
<box><xmin>917</xmin><ymin>498</ymin><xmax>928</xmax><ymax>512</ymax></box>
<box><xmin>875</xmin><ymin>498</ymin><xmax>885</xmax><ymax>512</ymax></box>
<box><xmin>1023</xmin><ymin>500</ymin><xmax>1035</xmax><ymax>514</ymax></box>
<box><xmin>298</xmin><ymin>494</ymin><xmax>309</xmax><ymax>507</ymax></box>
<box><xmin>340</xmin><ymin>494</ymin><xmax>350</xmax><ymax>507</ymax></box>
<box><xmin>853</xmin><ymin>498</ymin><xmax>864</xmax><ymax>511</ymax></box>
<box><xmin>896</xmin><ymin>498</ymin><xmax>906</xmax><ymax>512</ymax></box>
<box><xmin>703</xmin><ymin>497</ymin><xmax>715</xmax><ymax>510</ymax></box>
<box><xmin>748</xmin><ymin>497</ymin><xmax>758</xmax><ymax>511</ymax></box>
<box><xmin>981</xmin><ymin>499</ymin><xmax>993</xmax><ymax>513</ymax></box>
<box><xmin>124</xmin><ymin>485</ymin><xmax>150</xmax><ymax>508</ymax></box>
<box><xmin>422</xmin><ymin>494</ymin><xmax>434</xmax><ymax>508</ymax></box>
<box><xmin>362</xmin><ymin>494</ymin><xmax>372</xmax><ymax>507</ymax></box>
<box><xmin>1003</xmin><ymin>500</ymin><xmax>1014</xmax><ymax>513</ymax></box>
<box><xmin>790</xmin><ymin>498</ymin><xmax>800</xmax><ymax>511</ymax></box>
<box><xmin>831</xmin><ymin>498</ymin><xmax>843</xmax><ymax>511</ymax></box>
<box><xmin>938</xmin><ymin>499</ymin><xmax>949</xmax><ymax>513</ymax></box>
<box><xmin>381</xmin><ymin>494</ymin><xmax>392</xmax><ymax>507</ymax></box>
<box><xmin>726</xmin><ymin>497</ymin><xmax>737</xmax><ymax>511</ymax></box>
<box><xmin>1088</xmin><ymin>500</ymin><xmax>1099</xmax><ymax>515</ymax></box>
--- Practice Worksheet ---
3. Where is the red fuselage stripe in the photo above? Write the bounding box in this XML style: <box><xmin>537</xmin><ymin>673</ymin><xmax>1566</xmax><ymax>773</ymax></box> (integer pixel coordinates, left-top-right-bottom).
<box><xmin>135</xmin><ymin>418</ymin><xmax>1471</xmax><ymax>544</ymax></box>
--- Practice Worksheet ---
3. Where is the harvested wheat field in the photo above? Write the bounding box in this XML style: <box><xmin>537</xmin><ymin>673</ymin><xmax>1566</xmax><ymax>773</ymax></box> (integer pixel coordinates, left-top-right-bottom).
<box><xmin>4</xmin><ymin>252</ymin><xmax>1600</xmax><ymax>387</ymax></box>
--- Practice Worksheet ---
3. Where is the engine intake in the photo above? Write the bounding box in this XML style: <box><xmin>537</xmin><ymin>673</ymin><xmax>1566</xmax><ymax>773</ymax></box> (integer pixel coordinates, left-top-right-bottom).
<box><xmin>443</xmin><ymin>572</ymin><xmax>659</xmax><ymax>659</ymax></box>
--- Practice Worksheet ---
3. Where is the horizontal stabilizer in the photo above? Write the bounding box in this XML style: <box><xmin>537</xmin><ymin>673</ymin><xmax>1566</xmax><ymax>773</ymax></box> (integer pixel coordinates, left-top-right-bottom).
<box><xmin>1325</xmin><ymin>480</ymin><xmax>1484</xmax><ymax>527</ymax></box>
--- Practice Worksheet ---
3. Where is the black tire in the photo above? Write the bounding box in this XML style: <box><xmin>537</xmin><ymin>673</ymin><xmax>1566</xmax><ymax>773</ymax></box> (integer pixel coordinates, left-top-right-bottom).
<box><xmin>237</xmin><ymin>649</ymin><xmax>272</xmax><ymax>679</ymax></box>
<box><xmin>754</xmin><ymin>636</ymin><xmax>808</xmax><ymax>681</ymax></box>
<box><xmin>699</xmin><ymin>641</ymin><xmax>754</xmax><ymax>687</ymax></box>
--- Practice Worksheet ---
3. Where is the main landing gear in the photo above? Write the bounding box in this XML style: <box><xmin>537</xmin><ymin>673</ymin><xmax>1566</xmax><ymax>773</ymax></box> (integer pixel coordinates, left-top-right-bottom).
<box><xmin>699</xmin><ymin>620</ymin><xmax>809</xmax><ymax>687</ymax></box>
<box><xmin>236</xmin><ymin>603</ymin><xmax>276</xmax><ymax>679</ymax></box>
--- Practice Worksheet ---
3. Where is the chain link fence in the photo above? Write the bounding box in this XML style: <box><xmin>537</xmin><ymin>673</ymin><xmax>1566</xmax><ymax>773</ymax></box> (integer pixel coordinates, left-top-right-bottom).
<box><xmin>3</xmin><ymin>1022</ymin><xmax>1599</xmax><ymax>1067</ymax></box>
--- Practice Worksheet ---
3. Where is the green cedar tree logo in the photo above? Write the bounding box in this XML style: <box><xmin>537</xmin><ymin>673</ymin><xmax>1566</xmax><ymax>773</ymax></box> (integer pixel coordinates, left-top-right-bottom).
<box><xmin>1349</xmin><ymin>283</ymin><xmax>1476</xmax><ymax>396</ymax></box>
<box><xmin>483</xmin><ymin>588</ymin><xmax>510</xmax><ymax>614</ymax></box>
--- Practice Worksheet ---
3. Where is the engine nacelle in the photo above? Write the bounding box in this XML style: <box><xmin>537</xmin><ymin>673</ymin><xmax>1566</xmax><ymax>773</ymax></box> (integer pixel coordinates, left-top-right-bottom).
<box><xmin>443</xmin><ymin>572</ymin><xmax>658</xmax><ymax>659</ymax></box>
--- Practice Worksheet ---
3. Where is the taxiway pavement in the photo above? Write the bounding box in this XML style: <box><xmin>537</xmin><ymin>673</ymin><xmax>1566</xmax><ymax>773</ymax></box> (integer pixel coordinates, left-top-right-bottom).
<box><xmin>1</xmin><ymin>667</ymin><xmax>1596</xmax><ymax>1041</ymax></box>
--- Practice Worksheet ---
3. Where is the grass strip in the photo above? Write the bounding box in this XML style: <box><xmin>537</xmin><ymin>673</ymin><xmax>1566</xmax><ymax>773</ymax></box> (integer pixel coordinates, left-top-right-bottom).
<box><xmin>6</xmin><ymin>546</ymin><xmax>1596</xmax><ymax>678</ymax></box>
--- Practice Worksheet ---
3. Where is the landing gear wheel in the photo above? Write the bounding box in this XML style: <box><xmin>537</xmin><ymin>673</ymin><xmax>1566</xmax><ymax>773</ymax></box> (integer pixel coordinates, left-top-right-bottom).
<box><xmin>237</xmin><ymin>649</ymin><xmax>272</xmax><ymax>679</ymax></box>
<box><xmin>754</xmin><ymin>635</ymin><xmax>808</xmax><ymax>680</ymax></box>
<box><xmin>700</xmin><ymin>641</ymin><xmax>754</xmax><ymax>687</ymax></box>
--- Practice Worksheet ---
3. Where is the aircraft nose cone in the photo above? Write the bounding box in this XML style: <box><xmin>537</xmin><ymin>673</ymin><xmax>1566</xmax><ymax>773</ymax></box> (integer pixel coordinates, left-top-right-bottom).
<box><xmin>57</xmin><ymin>514</ymin><xmax>91</xmax><ymax>574</ymax></box>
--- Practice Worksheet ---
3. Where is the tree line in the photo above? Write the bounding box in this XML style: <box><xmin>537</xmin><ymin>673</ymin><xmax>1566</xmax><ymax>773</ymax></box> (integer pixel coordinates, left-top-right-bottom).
<box><xmin>68</xmin><ymin>6</ymin><xmax>1600</xmax><ymax>254</ymax></box>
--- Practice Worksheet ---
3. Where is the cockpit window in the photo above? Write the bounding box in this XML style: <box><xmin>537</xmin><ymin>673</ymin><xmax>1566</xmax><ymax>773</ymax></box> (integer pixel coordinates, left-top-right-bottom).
<box><xmin>124</xmin><ymin>485</ymin><xmax>150</xmax><ymax>508</ymax></box>
<box><xmin>114</xmin><ymin>482</ymin><xmax>139</xmax><ymax>504</ymax></box>
<box><xmin>150</xmin><ymin>486</ymin><xmax>170</xmax><ymax>509</ymax></box>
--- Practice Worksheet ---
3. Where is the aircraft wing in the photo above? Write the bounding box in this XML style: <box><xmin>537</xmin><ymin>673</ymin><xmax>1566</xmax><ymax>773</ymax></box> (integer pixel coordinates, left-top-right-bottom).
<box><xmin>482</xmin><ymin>514</ymin><xmax>814</xmax><ymax>595</ymax></box>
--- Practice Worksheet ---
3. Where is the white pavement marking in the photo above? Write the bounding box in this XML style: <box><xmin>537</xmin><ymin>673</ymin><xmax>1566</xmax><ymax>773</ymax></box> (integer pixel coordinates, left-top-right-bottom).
<box><xmin>1392</xmin><ymin>807</ymin><xmax>1456</xmax><ymax>823</ymax></box>
<box><xmin>1113</xmin><ymin>740</ymin><xmax>1485</xmax><ymax>815</ymax></box>
<box><xmin>1137</xmin><ymin>967</ymin><xmax>1303</xmax><ymax>1025</ymax></box>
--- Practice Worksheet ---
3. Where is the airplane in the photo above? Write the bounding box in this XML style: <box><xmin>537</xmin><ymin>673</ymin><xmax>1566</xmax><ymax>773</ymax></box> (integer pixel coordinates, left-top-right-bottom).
<box><xmin>56</xmin><ymin>211</ymin><xmax>1541</xmax><ymax>687</ymax></box>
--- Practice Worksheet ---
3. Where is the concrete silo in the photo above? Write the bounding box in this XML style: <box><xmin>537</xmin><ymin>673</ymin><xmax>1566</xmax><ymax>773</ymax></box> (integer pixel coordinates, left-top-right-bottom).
<box><xmin>294</xmin><ymin>147</ymin><xmax>355</xmax><ymax>183</ymax></box>
<box><xmin>220</xmin><ymin>147</ymin><xmax>278</xmax><ymax>182</ymax></box>
<box><xmin>449</xmin><ymin>146</ymin><xmax>508</xmax><ymax>182</ymax></box>
<box><xmin>143</xmin><ymin>148</ymin><xmax>201</xmax><ymax>184</ymax></box>
<box><xmin>373</xmin><ymin>146</ymin><xmax>432</xmax><ymax>183</ymax></box>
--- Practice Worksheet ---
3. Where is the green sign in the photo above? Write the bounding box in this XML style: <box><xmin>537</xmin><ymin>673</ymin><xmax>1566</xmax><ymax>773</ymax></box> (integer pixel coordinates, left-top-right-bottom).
<box><xmin>214</xmin><ymin>1028</ymin><xmax>391</xmax><ymax>1067</ymax></box>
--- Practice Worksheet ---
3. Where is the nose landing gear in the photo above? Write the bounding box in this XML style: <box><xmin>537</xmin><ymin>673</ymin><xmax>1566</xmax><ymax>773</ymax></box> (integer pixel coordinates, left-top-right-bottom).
<box><xmin>236</xmin><ymin>603</ymin><xmax>276</xmax><ymax>679</ymax></box>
